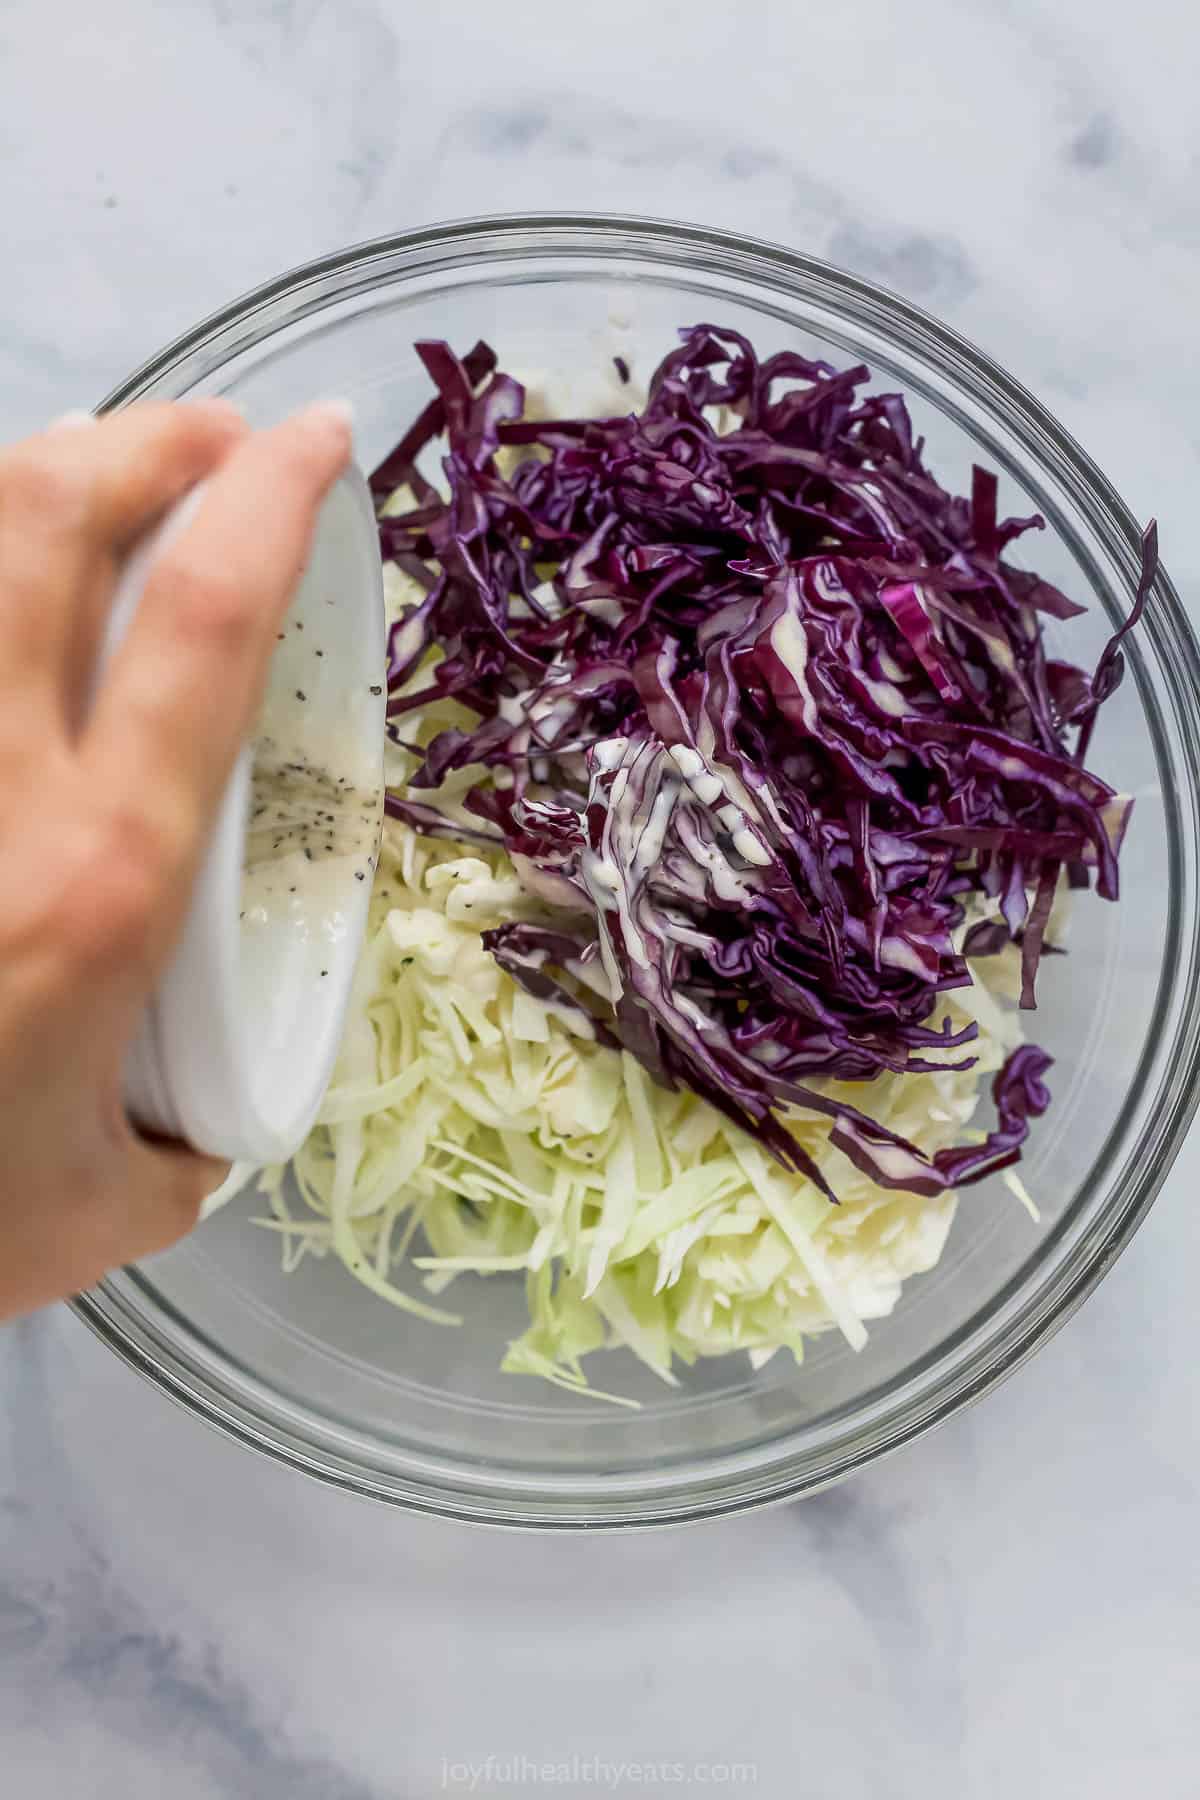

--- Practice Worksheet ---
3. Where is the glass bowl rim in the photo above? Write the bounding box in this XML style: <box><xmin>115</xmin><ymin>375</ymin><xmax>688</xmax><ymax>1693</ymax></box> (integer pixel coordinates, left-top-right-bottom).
<box><xmin>71</xmin><ymin>210</ymin><xmax>1200</xmax><ymax>1529</ymax></box>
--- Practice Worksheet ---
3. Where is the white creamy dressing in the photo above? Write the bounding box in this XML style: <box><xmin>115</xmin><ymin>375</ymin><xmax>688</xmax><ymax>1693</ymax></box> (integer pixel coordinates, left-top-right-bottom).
<box><xmin>241</xmin><ymin>739</ymin><xmax>377</xmax><ymax>899</ymax></box>
<box><xmin>239</xmin><ymin>709</ymin><xmax>382</xmax><ymax>1040</ymax></box>
<box><xmin>234</xmin><ymin>533</ymin><xmax>386</xmax><ymax>1037</ymax></box>
<box><xmin>240</xmin><ymin>853</ymin><xmax>356</xmax><ymax>1048</ymax></box>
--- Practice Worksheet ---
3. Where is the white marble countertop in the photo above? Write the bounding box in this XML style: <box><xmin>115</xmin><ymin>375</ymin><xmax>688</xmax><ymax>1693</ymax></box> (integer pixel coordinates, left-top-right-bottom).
<box><xmin>3</xmin><ymin>2</ymin><xmax>1199</xmax><ymax>1794</ymax></box>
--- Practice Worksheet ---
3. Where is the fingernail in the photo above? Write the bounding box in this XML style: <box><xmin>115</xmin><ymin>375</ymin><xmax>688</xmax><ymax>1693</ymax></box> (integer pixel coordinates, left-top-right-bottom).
<box><xmin>296</xmin><ymin>397</ymin><xmax>355</xmax><ymax>440</ymax></box>
<box><xmin>189</xmin><ymin>394</ymin><xmax>245</xmax><ymax>425</ymax></box>
<box><xmin>47</xmin><ymin>408</ymin><xmax>97</xmax><ymax>433</ymax></box>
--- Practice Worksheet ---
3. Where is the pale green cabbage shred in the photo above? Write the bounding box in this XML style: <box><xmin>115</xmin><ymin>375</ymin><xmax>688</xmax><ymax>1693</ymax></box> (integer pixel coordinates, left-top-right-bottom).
<box><xmin>245</xmin><ymin>564</ymin><xmax>1033</xmax><ymax>1404</ymax></box>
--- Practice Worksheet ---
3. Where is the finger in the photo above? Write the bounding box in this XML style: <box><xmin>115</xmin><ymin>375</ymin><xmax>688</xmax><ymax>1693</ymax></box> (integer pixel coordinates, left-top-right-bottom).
<box><xmin>79</xmin><ymin>1135</ymin><xmax>222</xmax><ymax>1284</ymax></box>
<box><xmin>0</xmin><ymin>1137</ymin><xmax>222</xmax><ymax>1318</ymax></box>
<box><xmin>46</xmin><ymin>409</ymin><xmax>98</xmax><ymax>433</ymax></box>
<box><xmin>83</xmin><ymin>402</ymin><xmax>352</xmax><ymax>919</ymax></box>
<box><xmin>117</xmin><ymin>1135</ymin><xmax>227</xmax><ymax>1260</ymax></box>
<box><xmin>0</xmin><ymin>399</ymin><xmax>248</xmax><ymax>745</ymax></box>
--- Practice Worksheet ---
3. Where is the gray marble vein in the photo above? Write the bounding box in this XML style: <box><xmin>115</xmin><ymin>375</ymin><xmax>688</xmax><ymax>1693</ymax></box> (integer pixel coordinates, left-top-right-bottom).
<box><xmin>2</xmin><ymin>0</ymin><xmax>1200</xmax><ymax>1793</ymax></box>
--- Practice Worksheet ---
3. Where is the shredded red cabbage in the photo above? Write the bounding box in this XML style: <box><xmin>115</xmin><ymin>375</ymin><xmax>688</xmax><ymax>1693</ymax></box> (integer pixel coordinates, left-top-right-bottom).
<box><xmin>372</xmin><ymin>326</ymin><xmax>1154</xmax><ymax>1200</ymax></box>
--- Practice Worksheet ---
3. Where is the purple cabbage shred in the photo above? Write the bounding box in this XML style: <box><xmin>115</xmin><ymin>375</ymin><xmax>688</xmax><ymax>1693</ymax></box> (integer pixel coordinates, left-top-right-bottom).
<box><xmin>370</xmin><ymin>326</ymin><xmax>1155</xmax><ymax>1199</ymax></box>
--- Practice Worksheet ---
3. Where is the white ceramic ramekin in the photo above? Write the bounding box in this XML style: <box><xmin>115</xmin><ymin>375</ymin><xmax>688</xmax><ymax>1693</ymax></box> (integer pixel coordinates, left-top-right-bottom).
<box><xmin>112</xmin><ymin>465</ymin><xmax>385</xmax><ymax>1162</ymax></box>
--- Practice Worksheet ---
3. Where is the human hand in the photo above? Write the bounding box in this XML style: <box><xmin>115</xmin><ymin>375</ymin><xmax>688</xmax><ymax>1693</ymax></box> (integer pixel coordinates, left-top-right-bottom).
<box><xmin>0</xmin><ymin>398</ymin><xmax>352</xmax><ymax>1317</ymax></box>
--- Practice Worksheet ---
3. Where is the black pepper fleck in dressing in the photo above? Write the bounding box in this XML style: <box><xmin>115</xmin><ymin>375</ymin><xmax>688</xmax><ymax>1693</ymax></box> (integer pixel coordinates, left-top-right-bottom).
<box><xmin>242</xmin><ymin>737</ymin><xmax>382</xmax><ymax>888</ymax></box>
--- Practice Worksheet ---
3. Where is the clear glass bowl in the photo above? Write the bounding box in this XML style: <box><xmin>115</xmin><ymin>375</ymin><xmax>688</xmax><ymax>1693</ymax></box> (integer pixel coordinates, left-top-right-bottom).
<box><xmin>74</xmin><ymin>215</ymin><xmax>1200</xmax><ymax>1528</ymax></box>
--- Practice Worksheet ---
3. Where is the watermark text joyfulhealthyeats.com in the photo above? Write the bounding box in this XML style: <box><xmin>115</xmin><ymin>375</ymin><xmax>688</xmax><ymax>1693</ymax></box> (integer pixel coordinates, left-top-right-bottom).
<box><xmin>439</xmin><ymin>1754</ymin><xmax>759</xmax><ymax>1790</ymax></box>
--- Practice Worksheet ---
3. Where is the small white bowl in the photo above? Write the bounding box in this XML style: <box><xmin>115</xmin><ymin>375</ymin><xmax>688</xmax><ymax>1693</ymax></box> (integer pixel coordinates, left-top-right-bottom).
<box><xmin>113</xmin><ymin>466</ymin><xmax>385</xmax><ymax>1163</ymax></box>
